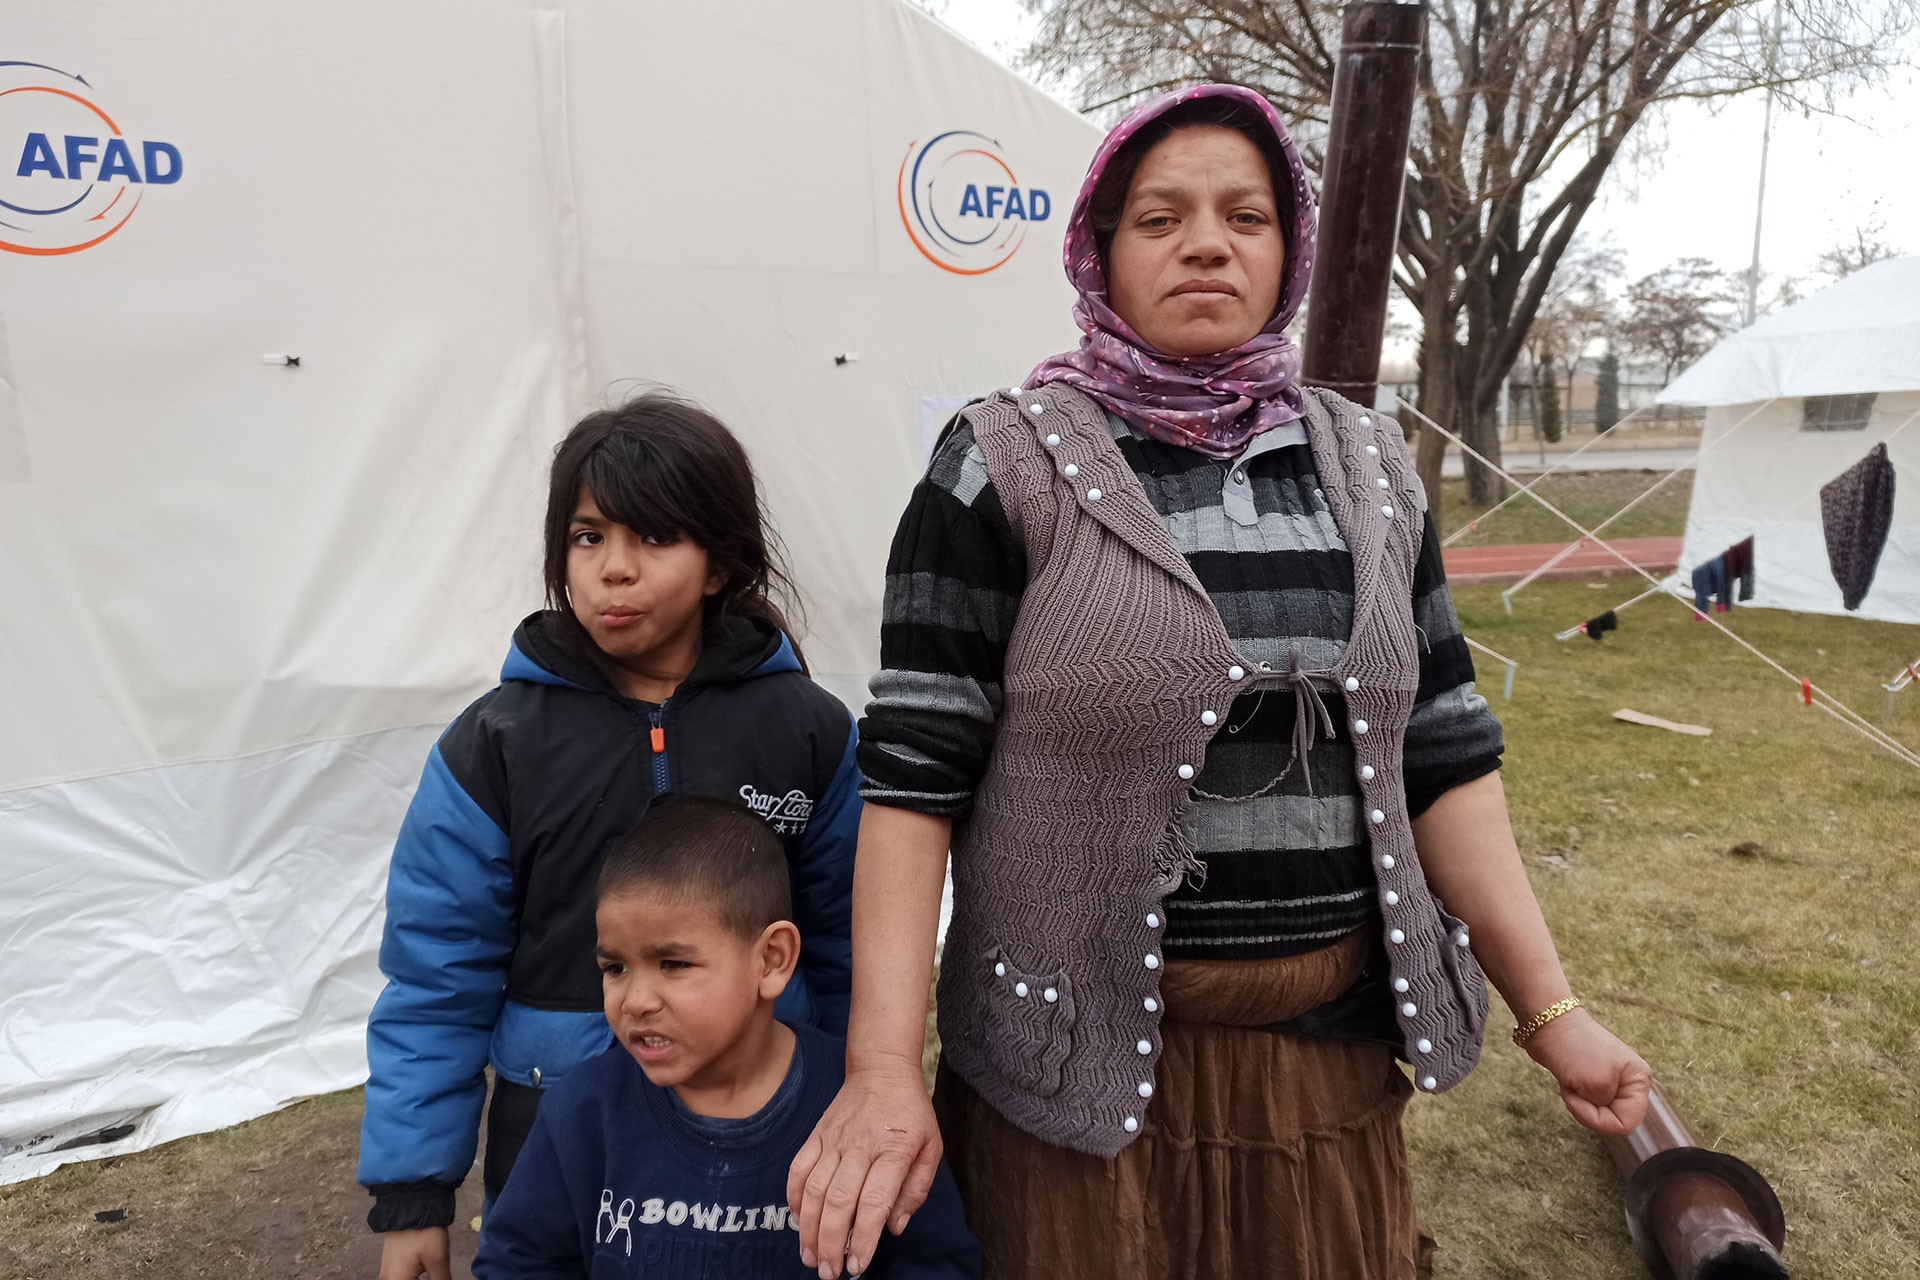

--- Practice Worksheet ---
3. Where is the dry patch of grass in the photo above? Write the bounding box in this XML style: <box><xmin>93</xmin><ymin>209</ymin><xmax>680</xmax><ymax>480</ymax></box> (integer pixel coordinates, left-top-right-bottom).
<box><xmin>1409</xmin><ymin>579</ymin><xmax>1920</xmax><ymax>1278</ymax></box>
<box><xmin>0</xmin><ymin>1090</ymin><xmax>487</xmax><ymax>1280</ymax></box>
<box><xmin>1438</xmin><ymin>470</ymin><xmax>1693</xmax><ymax>548</ymax></box>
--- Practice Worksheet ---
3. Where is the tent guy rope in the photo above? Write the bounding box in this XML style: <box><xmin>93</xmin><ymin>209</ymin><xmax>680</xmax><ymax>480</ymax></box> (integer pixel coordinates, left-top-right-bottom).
<box><xmin>1570</xmin><ymin>403</ymin><xmax>1920</xmax><ymax>629</ymax></box>
<box><xmin>1497</xmin><ymin>398</ymin><xmax>1778</xmax><ymax>612</ymax></box>
<box><xmin>1392</xmin><ymin>393</ymin><xmax>1920</xmax><ymax>772</ymax></box>
<box><xmin>1463</xmin><ymin>636</ymin><xmax>1518</xmax><ymax>700</ymax></box>
<box><xmin>1440</xmin><ymin>403</ymin><xmax>1659</xmax><ymax>549</ymax></box>
<box><xmin>1554</xmin><ymin>581</ymin><xmax>1682</xmax><ymax>641</ymax></box>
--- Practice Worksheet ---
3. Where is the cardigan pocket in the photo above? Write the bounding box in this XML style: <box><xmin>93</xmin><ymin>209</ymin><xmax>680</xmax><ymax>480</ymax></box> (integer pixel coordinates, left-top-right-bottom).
<box><xmin>979</xmin><ymin>944</ymin><xmax>1077</xmax><ymax>1098</ymax></box>
<box><xmin>1434</xmin><ymin>907</ymin><xmax>1490</xmax><ymax>1042</ymax></box>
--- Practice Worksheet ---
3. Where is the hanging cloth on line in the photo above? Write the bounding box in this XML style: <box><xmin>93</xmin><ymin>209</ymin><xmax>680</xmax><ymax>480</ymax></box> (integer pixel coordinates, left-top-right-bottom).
<box><xmin>1689</xmin><ymin>533</ymin><xmax>1757</xmax><ymax>615</ymax></box>
<box><xmin>1722</xmin><ymin>535</ymin><xmax>1756</xmax><ymax>602</ymax></box>
<box><xmin>1690</xmin><ymin>555</ymin><xmax>1732</xmax><ymax>614</ymax></box>
<box><xmin>1820</xmin><ymin>443</ymin><xmax>1896</xmax><ymax>611</ymax></box>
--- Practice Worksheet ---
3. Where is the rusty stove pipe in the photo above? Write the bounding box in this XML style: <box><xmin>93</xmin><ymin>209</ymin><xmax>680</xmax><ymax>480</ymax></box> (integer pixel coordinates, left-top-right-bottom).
<box><xmin>1603</xmin><ymin>1079</ymin><xmax>1790</xmax><ymax>1280</ymax></box>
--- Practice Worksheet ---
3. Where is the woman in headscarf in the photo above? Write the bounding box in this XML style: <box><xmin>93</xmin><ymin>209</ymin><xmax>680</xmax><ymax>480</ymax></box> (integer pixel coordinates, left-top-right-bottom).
<box><xmin>789</xmin><ymin>85</ymin><xmax>1651</xmax><ymax>1279</ymax></box>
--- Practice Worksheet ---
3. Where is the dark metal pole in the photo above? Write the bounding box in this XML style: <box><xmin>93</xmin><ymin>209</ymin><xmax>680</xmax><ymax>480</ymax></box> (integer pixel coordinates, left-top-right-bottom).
<box><xmin>1300</xmin><ymin>1</ymin><xmax>1424</xmax><ymax>410</ymax></box>
<box><xmin>1602</xmin><ymin>1079</ymin><xmax>1791</xmax><ymax>1280</ymax></box>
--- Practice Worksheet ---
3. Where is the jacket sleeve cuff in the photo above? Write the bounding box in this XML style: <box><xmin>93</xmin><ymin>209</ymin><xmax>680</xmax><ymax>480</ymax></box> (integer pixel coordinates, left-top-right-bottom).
<box><xmin>367</xmin><ymin>1180</ymin><xmax>459</xmax><ymax>1233</ymax></box>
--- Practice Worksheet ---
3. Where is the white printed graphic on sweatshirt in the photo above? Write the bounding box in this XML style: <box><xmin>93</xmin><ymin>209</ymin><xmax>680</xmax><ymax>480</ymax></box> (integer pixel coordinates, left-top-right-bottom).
<box><xmin>737</xmin><ymin>784</ymin><xmax>814</xmax><ymax>835</ymax></box>
<box><xmin>601</xmin><ymin>1198</ymin><xmax>800</xmax><ymax>1233</ymax></box>
<box><xmin>596</xmin><ymin>1190</ymin><xmax>636</xmax><ymax>1255</ymax></box>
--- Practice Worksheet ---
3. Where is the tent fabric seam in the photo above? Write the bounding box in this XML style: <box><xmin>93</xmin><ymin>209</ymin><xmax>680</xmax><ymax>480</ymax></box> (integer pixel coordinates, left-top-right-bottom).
<box><xmin>0</xmin><ymin>719</ymin><xmax>449</xmax><ymax>797</ymax></box>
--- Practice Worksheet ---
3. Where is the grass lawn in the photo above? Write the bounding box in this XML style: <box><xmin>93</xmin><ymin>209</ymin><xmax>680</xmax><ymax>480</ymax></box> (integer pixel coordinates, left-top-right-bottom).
<box><xmin>1437</xmin><ymin>470</ymin><xmax>1694</xmax><ymax>547</ymax></box>
<box><xmin>5</xmin><ymin>582</ymin><xmax>1916</xmax><ymax>1279</ymax></box>
<box><xmin>1410</xmin><ymin>579</ymin><xmax>1920</xmax><ymax>1279</ymax></box>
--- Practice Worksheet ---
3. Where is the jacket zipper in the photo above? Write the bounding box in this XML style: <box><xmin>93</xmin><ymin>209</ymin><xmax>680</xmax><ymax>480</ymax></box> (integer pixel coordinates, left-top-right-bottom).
<box><xmin>648</xmin><ymin>702</ymin><xmax>671</xmax><ymax>793</ymax></box>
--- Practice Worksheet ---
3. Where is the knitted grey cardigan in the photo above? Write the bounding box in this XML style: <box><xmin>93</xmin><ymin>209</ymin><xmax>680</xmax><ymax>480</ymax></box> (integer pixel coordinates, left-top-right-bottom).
<box><xmin>934</xmin><ymin>382</ymin><xmax>1490</xmax><ymax>1158</ymax></box>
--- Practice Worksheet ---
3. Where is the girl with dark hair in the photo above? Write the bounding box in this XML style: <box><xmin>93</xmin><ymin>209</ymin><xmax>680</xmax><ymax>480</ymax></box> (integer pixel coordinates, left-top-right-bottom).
<box><xmin>358</xmin><ymin>391</ymin><xmax>863</xmax><ymax>1280</ymax></box>
<box><xmin>792</xmin><ymin>86</ymin><xmax>1650</xmax><ymax>1278</ymax></box>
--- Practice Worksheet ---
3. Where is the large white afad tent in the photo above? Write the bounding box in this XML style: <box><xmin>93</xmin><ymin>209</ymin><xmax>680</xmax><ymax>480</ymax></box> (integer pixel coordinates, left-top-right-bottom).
<box><xmin>1661</xmin><ymin>257</ymin><xmax>1920</xmax><ymax>625</ymax></box>
<box><xmin>0</xmin><ymin>1</ymin><xmax>1100</xmax><ymax>1181</ymax></box>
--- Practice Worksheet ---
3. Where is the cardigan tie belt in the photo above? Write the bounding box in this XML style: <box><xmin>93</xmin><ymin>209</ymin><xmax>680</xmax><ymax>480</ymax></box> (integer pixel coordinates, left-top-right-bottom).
<box><xmin>1193</xmin><ymin>646</ymin><xmax>1340</xmax><ymax>804</ymax></box>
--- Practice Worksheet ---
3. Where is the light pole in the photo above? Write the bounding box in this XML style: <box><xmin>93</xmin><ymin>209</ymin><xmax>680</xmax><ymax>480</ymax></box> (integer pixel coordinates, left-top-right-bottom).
<box><xmin>1744</xmin><ymin>5</ymin><xmax>1785</xmax><ymax>327</ymax></box>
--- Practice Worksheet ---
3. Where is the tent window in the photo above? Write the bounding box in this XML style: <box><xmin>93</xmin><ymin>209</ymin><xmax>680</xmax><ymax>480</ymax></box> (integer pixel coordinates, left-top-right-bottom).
<box><xmin>1801</xmin><ymin>393</ymin><xmax>1876</xmax><ymax>432</ymax></box>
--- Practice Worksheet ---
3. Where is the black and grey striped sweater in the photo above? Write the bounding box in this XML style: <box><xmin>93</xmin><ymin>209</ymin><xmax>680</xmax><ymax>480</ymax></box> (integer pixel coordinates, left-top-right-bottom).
<box><xmin>859</xmin><ymin>408</ymin><xmax>1503</xmax><ymax>961</ymax></box>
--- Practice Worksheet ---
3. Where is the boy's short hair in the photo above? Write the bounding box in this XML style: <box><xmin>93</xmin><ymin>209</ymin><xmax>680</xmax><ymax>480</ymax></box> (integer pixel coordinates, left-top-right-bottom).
<box><xmin>597</xmin><ymin>796</ymin><xmax>792</xmax><ymax>939</ymax></box>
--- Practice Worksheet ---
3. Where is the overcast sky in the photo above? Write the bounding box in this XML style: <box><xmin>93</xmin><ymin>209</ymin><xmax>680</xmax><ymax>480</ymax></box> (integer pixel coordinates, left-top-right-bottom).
<box><xmin>930</xmin><ymin>0</ymin><xmax>1920</xmax><ymax>298</ymax></box>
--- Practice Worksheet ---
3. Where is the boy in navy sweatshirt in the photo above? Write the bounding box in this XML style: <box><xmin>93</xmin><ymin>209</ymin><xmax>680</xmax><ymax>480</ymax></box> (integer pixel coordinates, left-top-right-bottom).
<box><xmin>475</xmin><ymin>797</ymin><xmax>978</xmax><ymax>1279</ymax></box>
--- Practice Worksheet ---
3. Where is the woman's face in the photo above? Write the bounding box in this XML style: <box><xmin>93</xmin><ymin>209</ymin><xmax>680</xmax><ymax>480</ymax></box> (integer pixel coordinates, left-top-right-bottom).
<box><xmin>1106</xmin><ymin>125</ymin><xmax>1285</xmax><ymax>358</ymax></box>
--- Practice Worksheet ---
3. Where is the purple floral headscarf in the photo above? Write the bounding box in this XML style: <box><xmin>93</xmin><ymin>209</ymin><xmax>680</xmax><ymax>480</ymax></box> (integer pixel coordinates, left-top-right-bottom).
<box><xmin>1026</xmin><ymin>84</ymin><xmax>1318</xmax><ymax>460</ymax></box>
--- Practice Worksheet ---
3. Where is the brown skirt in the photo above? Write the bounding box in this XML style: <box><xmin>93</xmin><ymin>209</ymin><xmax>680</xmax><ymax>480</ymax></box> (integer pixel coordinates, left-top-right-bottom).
<box><xmin>933</xmin><ymin>928</ymin><xmax>1436</xmax><ymax>1280</ymax></box>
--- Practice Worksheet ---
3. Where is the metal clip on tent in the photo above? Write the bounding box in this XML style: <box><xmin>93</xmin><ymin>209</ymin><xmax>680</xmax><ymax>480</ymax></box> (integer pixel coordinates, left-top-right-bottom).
<box><xmin>1603</xmin><ymin>1079</ymin><xmax>1789</xmax><ymax>1280</ymax></box>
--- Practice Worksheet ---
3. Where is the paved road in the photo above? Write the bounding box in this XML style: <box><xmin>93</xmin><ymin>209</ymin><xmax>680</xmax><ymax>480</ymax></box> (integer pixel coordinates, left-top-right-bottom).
<box><xmin>1442</xmin><ymin>446</ymin><xmax>1697</xmax><ymax>477</ymax></box>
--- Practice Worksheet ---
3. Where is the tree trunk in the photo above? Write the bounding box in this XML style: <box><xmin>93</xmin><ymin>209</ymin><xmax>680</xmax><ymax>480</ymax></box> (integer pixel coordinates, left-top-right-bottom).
<box><xmin>1414</xmin><ymin>292</ymin><xmax>1455</xmax><ymax>507</ymax></box>
<box><xmin>1451</xmin><ymin>334</ymin><xmax>1506</xmax><ymax>505</ymax></box>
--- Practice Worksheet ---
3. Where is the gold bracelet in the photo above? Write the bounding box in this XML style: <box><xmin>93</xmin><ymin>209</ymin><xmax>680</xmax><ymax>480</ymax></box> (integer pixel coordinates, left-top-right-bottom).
<box><xmin>1512</xmin><ymin>996</ymin><xmax>1582</xmax><ymax>1047</ymax></box>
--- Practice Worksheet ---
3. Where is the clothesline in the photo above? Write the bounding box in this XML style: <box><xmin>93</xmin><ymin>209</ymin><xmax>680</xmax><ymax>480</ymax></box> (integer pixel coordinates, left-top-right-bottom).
<box><xmin>1574</xmin><ymin>403</ymin><xmax>1920</xmax><ymax>627</ymax></box>
<box><xmin>1391</xmin><ymin>392</ymin><xmax>1920</xmax><ymax>772</ymax></box>
<box><xmin>1440</xmin><ymin>402</ymin><xmax>1661</xmax><ymax>549</ymax></box>
<box><xmin>1553</xmin><ymin>581</ymin><xmax>1682</xmax><ymax>641</ymax></box>
<box><xmin>1498</xmin><ymin>398</ymin><xmax>1778</xmax><ymax>612</ymax></box>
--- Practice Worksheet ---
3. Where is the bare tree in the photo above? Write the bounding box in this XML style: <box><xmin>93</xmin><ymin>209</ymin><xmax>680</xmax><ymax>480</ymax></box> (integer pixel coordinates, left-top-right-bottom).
<box><xmin>1022</xmin><ymin>0</ymin><xmax>1914</xmax><ymax>505</ymax></box>
<box><xmin>1817</xmin><ymin>214</ymin><xmax>1904</xmax><ymax>279</ymax></box>
<box><xmin>1525</xmin><ymin>240</ymin><xmax>1620</xmax><ymax>430</ymax></box>
<box><xmin>1618</xmin><ymin>257</ymin><xmax>1735</xmax><ymax>415</ymax></box>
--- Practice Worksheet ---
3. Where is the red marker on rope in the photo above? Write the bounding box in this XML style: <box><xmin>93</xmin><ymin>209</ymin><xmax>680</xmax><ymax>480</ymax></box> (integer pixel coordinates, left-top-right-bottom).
<box><xmin>1800</xmin><ymin>678</ymin><xmax>1813</xmax><ymax>707</ymax></box>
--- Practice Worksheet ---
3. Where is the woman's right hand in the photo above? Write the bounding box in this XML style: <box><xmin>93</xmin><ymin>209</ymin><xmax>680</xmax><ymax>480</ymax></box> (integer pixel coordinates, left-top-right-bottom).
<box><xmin>787</xmin><ymin>1056</ymin><xmax>944</xmax><ymax>1279</ymax></box>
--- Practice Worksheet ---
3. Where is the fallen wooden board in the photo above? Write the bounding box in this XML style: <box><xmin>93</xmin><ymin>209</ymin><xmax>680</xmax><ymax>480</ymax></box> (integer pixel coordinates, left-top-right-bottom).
<box><xmin>1613</xmin><ymin>708</ymin><xmax>1712</xmax><ymax>736</ymax></box>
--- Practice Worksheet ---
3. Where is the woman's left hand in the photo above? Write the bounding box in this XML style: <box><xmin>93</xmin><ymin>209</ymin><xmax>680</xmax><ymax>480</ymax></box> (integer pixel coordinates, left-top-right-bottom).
<box><xmin>1521</xmin><ymin>1007</ymin><xmax>1654</xmax><ymax>1135</ymax></box>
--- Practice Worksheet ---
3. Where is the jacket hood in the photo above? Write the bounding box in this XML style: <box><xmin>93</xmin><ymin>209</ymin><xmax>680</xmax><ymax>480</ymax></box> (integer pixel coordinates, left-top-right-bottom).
<box><xmin>499</xmin><ymin>610</ymin><xmax>800</xmax><ymax>697</ymax></box>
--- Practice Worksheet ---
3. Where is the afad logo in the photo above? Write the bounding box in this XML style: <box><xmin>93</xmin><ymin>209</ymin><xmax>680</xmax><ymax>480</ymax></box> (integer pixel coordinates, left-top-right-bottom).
<box><xmin>0</xmin><ymin>60</ymin><xmax>182</xmax><ymax>256</ymax></box>
<box><xmin>896</xmin><ymin>130</ymin><xmax>1051</xmax><ymax>276</ymax></box>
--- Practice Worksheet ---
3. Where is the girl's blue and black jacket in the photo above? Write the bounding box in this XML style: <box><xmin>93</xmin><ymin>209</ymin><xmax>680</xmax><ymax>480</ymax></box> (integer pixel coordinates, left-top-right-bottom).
<box><xmin>357</xmin><ymin>610</ymin><xmax>861</xmax><ymax>1231</ymax></box>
